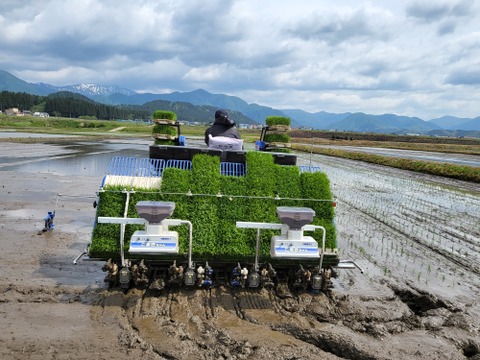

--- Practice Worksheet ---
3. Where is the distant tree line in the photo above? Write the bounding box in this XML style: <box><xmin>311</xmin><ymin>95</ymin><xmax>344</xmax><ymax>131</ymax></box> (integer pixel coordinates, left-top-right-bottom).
<box><xmin>0</xmin><ymin>91</ymin><xmax>258</xmax><ymax>124</ymax></box>
<box><xmin>0</xmin><ymin>91</ymin><xmax>149</xmax><ymax>120</ymax></box>
<box><xmin>0</xmin><ymin>91</ymin><xmax>44</xmax><ymax>111</ymax></box>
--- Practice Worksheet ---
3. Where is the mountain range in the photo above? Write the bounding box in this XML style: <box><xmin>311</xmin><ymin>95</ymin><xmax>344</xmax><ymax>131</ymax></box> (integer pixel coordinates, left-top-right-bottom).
<box><xmin>1</xmin><ymin>69</ymin><xmax>479</xmax><ymax>134</ymax></box>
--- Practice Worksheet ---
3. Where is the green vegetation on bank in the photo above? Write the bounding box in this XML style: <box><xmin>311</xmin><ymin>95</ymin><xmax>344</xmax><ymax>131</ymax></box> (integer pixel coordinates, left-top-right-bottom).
<box><xmin>291</xmin><ymin>144</ymin><xmax>480</xmax><ymax>183</ymax></box>
<box><xmin>0</xmin><ymin>115</ymin><xmax>153</xmax><ymax>136</ymax></box>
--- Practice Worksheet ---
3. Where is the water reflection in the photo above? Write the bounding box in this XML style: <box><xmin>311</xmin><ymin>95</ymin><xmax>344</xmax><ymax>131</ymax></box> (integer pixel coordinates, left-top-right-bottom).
<box><xmin>1</xmin><ymin>139</ymin><xmax>150</xmax><ymax>177</ymax></box>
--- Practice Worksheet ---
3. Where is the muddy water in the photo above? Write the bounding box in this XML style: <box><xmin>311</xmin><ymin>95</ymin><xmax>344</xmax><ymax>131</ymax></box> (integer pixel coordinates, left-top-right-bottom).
<box><xmin>1</xmin><ymin>138</ymin><xmax>479</xmax><ymax>360</ymax></box>
<box><xmin>0</xmin><ymin>138</ymin><xmax>151</xmax><ymax>176</ymax></box>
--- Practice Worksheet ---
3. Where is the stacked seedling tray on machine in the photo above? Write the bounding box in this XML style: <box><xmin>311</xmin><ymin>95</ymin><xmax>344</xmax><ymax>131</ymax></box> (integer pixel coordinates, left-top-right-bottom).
<box><xmin>263</xmin><ymin>116</ymin><xmax>292</xmax><ymax>153</ymax></box>
<box><xmin>152</xmin><ymin>110</ymin><xmax>180</xmax><ymax>146</ymax></box>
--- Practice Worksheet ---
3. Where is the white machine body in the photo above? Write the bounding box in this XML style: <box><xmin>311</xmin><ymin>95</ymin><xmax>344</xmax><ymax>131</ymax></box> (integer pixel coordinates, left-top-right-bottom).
<box><xmin>129</xmin><ymin>222</ymin><xmax>179</xmax><ymax>255</ymax></box>
<box><xmin>270</xmin><ymin>232</ymin><xmax>320</xmax><ymax>259</ymax></box>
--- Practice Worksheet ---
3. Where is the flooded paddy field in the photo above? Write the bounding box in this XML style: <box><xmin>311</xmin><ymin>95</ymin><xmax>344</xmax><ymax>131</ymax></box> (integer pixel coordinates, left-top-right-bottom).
<box><xmin>0</xmin><ymin>137</ymin><xmax>479</xmax><ymax>359</ymax></box>
<box><xmin>305</xmin><ymin>144</ymin><xmax>480</xmax><ymax>167</ymax></box>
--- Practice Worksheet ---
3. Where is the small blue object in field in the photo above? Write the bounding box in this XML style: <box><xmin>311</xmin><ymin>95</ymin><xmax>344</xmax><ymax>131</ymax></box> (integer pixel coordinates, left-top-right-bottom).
<box><xmin>43</xmin><ymin>211</ymin><xmax>55</xmax><ymax>232</ymax></box>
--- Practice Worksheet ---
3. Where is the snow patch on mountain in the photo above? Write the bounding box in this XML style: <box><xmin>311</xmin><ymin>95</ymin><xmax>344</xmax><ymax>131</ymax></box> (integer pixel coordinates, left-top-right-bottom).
<box><xmin>57</xmin><ymin>83</ymin><xmax>137</xmax><ymax>96</ymax></box>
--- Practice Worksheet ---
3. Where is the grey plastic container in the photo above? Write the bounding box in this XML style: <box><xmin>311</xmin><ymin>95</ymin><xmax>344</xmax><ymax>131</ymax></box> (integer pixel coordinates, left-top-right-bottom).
<box><xmin>276</xmin><ymin>206</ymin><xmax>315</xmax><ymax>229</ymax></box>
<box><xmin>136</xmin><ymin>201</ymin><xmax>176</xmax><ymax>224</ymax></box>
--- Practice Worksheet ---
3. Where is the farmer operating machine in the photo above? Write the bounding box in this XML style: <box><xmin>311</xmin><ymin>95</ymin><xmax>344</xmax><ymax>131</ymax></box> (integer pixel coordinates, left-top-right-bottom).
<box><xmin>76</xmin><ymin>111</ymin><xmax>358</xmax><ymax>293</ymax></box>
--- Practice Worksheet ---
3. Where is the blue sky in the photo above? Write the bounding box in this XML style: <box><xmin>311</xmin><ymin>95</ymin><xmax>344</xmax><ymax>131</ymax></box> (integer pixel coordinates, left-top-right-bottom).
<box><xmin>1</xmin><ymin>0</ymin><xmax>479</xmax><ymax>120</ymax></box>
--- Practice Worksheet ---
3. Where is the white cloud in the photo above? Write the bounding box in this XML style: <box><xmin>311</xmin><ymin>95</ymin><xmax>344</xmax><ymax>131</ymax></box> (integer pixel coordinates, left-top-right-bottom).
<box><xmin>1</xmin><ymin>0</ymin><xmax>479</xmax><ymax>119</ymax></box>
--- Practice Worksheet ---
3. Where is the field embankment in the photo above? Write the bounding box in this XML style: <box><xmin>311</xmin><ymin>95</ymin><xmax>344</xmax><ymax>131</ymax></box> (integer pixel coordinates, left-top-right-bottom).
<box><xmin>291</xmin><ymin>136</ymin><xmax>480</xmax><ymax>156</ymax></box>
<box><xmin>291</xmin><ymin>129</ymin><xmax>480</xmax><ymax>148</ymax></box>
<box><xmin>291</xmin><ymin>143</ymin><xmax>480</xmax><ymax>183</ymax></box>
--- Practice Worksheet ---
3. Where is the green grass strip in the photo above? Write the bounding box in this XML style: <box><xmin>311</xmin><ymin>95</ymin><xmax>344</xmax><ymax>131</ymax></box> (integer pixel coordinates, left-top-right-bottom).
<box><xmin>90</xmin><ymin>186</ymin><xmax>126</xmax><ymax>257</ymax></box>
<box><xmin>274</xmin><ymin>165</ymin><xmax>302</xmax><ymax>207</ymax></box>
<box><xmin>291</xmin><ymin>144</ymin><xmax>480</xmax><ymax>183</ymax></box>
<box><xmin>218</xmin><ymin>176</ymin><xmax>250</xmax><ymax>256</ymax></box>
<box><xmin>161</xmin><ymin>167</ymin><xmax>192</xmax><ymax>253</ymax></box>
<box><xmin>300</xmin><ymin>172</ymin><xmax>336</xmax><ymax>249</ymax></box>
<box><xmin>189</xmin><ymin>154</ymin><xmax>221</xmax><ymax>256</ymax></box>
<box><xmin>245</xmin><ymin>152</ymin><xmax>282</xmax><ymax>254</ymax></box>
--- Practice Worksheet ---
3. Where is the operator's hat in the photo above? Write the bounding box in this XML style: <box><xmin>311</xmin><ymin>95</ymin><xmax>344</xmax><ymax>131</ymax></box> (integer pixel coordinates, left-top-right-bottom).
<box><xmin>215</xmin><ymin>109</ymin><xmax>229</xmax><ymax>120</ymax></box>
<box><xmin>215</xmin><ymin>109</ymin><xmax>235</xmax><ymax>126</ymax></box>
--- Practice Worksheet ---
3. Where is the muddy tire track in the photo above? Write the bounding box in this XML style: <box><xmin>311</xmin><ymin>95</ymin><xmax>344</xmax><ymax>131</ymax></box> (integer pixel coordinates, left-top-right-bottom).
<box><xmin>92</xmin><ymin>284</ymin><xmax>480</xmax><ymax>360</ymax></box>
<box><xmin>100</xmin><ymin>287</ymin><xmax>343</xmax><ymax>359</ymax></box>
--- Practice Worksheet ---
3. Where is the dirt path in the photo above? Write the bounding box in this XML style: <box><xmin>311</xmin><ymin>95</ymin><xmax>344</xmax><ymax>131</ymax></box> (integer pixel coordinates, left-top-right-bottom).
<box><xmin>1</xmin><ymin>141</ymin><xmax>479</xmax><ymax>359</ymax></box>
<box><xmin>110</xmin><ymin>126</ymin><xmax>127</xmax><ymax>132</ymax></box>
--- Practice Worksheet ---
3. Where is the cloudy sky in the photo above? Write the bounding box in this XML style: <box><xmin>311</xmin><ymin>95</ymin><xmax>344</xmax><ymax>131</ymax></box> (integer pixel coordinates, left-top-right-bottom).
<box><xmin>1</xmin><ymin>0</ymin><xmax>479</xmax><ymax>120</ymax></box>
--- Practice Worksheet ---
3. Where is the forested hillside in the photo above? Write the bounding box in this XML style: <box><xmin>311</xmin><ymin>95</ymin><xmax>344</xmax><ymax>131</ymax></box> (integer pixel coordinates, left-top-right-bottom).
<box><xmin>0</xmin><ymin>91</ymin><xmax>149</xmax><ymax>120</ymax></box>
<box><xmin>0</xmin><ymin>91</ymin><xmax>257</xmax><ymax>124</ymax></box>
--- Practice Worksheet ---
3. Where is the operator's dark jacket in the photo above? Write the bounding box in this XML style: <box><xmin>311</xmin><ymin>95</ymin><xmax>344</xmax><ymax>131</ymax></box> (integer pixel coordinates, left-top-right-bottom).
<box><xmin>204</xmin><ymin>110</ymin><xmax>241</xmax><ymax>145</ymax></box>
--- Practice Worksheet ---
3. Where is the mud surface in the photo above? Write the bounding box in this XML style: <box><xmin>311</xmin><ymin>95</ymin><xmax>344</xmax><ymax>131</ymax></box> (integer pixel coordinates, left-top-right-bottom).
<box><xmin>1</xmin><ymin>139</ymin><xmax>479</xmax><ymax>359</ymax></box>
